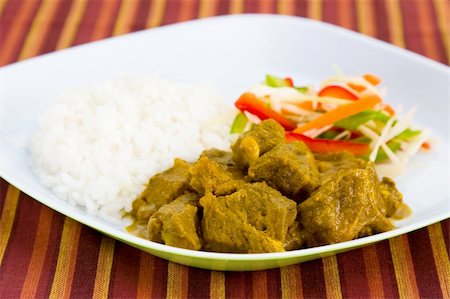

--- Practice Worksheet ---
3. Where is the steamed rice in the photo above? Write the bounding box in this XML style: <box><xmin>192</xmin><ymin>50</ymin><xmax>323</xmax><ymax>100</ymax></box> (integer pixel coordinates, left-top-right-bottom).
<box><xmin>29</xmin><ymin>75</ymin><xmax>234</xmax><ymax>223</ymax></box>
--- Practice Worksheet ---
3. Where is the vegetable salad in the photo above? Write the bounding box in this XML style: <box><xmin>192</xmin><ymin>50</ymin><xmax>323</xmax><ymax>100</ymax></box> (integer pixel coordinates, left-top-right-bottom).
<box><xmin>230</xmin><ymin>72</ymin><xmax>429</xmax><ymax>177</ymax></box>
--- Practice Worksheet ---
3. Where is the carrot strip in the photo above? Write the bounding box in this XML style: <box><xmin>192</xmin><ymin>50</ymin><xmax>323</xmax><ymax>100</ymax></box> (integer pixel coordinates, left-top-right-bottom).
<box><xmin>347</xmin><ymin>82</ymin><xmax>366</xmax><ymax>92</ymax></box>
<box><xmin>363</xmin><ymin>73</ymin><xmax>381</xmax><ymax>85</ymax></box>
<box><xmin>293</xmin><ymin>94</ymin><xmax>382</xmax><ymax>134</ymax></box>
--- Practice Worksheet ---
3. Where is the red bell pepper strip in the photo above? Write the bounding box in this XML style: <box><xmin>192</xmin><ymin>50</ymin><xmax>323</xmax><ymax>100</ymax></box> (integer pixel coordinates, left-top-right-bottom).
<box><xmin>234</xmin><ymin>92</ymin><xmax>297</xmax><ymax>131</ymax></box>
<box><xmin>318</xmin><ymin>84</ymin><xmax>359</xmax><ymax>100</ymax></box>
<box><xmin>286</xmin><ymin>132</ymin><xmax>370</xmax><ymax>156</ymax></box>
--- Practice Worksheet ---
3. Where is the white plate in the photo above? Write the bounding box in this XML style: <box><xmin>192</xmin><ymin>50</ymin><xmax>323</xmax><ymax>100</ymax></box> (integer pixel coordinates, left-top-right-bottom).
<box><xmin>0</xmin><ymin>14</ymin><xmax>449</xmax><ymax>271</ymax></box>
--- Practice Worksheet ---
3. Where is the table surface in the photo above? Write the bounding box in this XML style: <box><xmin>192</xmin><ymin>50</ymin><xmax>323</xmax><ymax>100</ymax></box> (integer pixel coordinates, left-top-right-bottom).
<box><xmin>0</xmin><ymin>0</ymin><xmax>449</xmax><ymax>298</ymax></box>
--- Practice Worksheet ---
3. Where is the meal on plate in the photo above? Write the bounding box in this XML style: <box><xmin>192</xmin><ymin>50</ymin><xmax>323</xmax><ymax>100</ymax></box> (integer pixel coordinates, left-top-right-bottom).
<box><xmin>129</xmin><ymin>119</ymin><xmax>410</xmax><ymax>253</ymax></box>
<box><xmin>30</xmin><ymin>72</ymin><xmax>428</xmax><ymax>253</ymax></box>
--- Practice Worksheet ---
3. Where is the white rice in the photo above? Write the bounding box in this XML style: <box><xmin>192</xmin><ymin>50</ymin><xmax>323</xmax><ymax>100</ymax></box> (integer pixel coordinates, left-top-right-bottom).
<box><xmin>29</xmin><ymin>75</ymin><xmax>234</xmax><ymax>223</ymax></box>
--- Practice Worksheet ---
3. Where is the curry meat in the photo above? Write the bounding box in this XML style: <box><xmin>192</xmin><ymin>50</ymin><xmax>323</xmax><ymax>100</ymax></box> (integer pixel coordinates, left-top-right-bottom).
<box><xmin>129</xmin><ymin>119</ymin><xmax>409</xmax><ymax>253</ymax></box>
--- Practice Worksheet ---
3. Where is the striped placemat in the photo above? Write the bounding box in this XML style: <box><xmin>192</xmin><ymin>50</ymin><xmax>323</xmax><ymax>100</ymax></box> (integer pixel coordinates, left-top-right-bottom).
<box><xmin>0</xmin><ymin>1</ymin><xmax>449</xmax><ymax>298</ymax></box>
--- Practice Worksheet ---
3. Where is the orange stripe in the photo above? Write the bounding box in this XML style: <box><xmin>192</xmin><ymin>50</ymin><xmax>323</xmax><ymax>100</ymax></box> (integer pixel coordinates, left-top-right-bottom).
<box><xmin>178</xmin><ymin>0</ymin><xmax>196</xmax><ymax>22</ymax></box>
<box><xmin>322</xmin><ymin>255</ymin><xmax>342</xmax><ymax>299</ymax></box>
<box><xmin>229</xmin><ymin>0</ymin><xmax>244</xmax><ymax>14</ymax></box>
<box><xmin>356</xmin><ymin>0</ymin><xmax>376</xmax><ymax>36</ymax></box>
<box><xmin>428</xmin><ymin>223</ymin><xmax>450</xmax><ymax>299</ymax></box>
<box><xmin>199</xmin><ymin>0</ymin><xmax>217</xmax><ymax>18</ymax></box>
<box><xmin>92</xmin><ymin>236</ymin><xmax>115</xmax><ymax>299</ymax></box>
<box><xmin>0</xmin><ymin>0</ymin><xmax>9</xmax><ymax>16</ymax></box>
<box><xmin>252</xmin><ymin>271</ymin><xmax>268</xmax><ymax>299</ymax></box>
<box><xmin>0</xmin><ymin>0</ymin><xmax>40</xmax><ymax>65</ymax></box>
<box><xmin>0</xmin><ymin>185</ymin><xmax>20</xmax><ymax>266</ymax></box>
<box><xmin>277</xmin><ymin>0</ymin><xmax>295</xmax><ymax>15</ymax></box>
<box><xmin>136</xmin><ymin>253</ymin><xmax>155</xmax><ymax>299</ymax></box>
<box><xmin>308</xmin><ymin>0</ymin><xmax>322</xmax><ymax>20</ymax></box>
<box><xmin>146</xmin><ymin>0</ymin><xmax>166</xmax><ymax>28</ymax></box>
<box><xmin>55</xmin><ymin>0</ymin><xmax>89</xmax><ymax>50</ymax></box>
<box><xmin>281</xmin><ymin>265</ymin><xmax>303</xmax><ymax>299</ymax></box>
<box><xmin>338</xmin><ymin>0</ymin><xmax>354</xmax><ymax>30</ymax></box>
<box><xmin>389</xmin><ymin>235</ymin><xmax>420</xmax><ymax>299</ymax></box>
<box><xmin>166</xmin><ymin>262</ymin><xmax>189</xmax><ymax>299</ymax></box>
<box><xmin>258</xmin><ymin>0</ymin><xmax>273</xmax><ymax>13</ymax></box>
<box><xmin>19</xmin><ymin>207</ymin><xmax>54</xmax><ymax>299</ymax></box>
<box><xmin>91</xmin><ymin>0</ymin><xmax>120</xmax><ymax>40</ymax></box>
<box><xmin>362</xmin><ymin>245</ymin><xmax>385</xmax><ymax>298</ymax></box>
<box><xmin>209</xmin><ymin>271</ymin><xmax>225</xmax><ymax>299</ymax></box>
<box><xmin>415</xmin><ymin>0</ymin><xmax>443</xmax><ymax>61</ymax></box>
<box><xmin>112</xmin><ymin>0</ymin><xmax>140</xmax><ymax>36</ymax></box>
<box><xmin>49</xmin><ymin>218</ymin><xmax>82</xmax><ymax>299</ymax></box>
<box><xmin>385</xmin><ymin>0</ymin><xmax>406</xmax><ymax>47</ymax></box>
<box><xmin>18</xmin><ymin>0</ymin><xmax>60</xmax><ymax>60</ymax></box>
<box><xmin>432</xmin><ymin>0</ymin><xmax>449</xmax><ymax>61</ymax></box>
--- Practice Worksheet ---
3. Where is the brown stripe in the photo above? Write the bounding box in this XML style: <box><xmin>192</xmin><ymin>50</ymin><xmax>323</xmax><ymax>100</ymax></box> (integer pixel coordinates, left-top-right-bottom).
<box><xmin>0</xmin><ymin>0</ymin><xmax>41</xmax><ymax>65</ymax></box>
<box><xmin>49</xmin><ymin>218</ymin><xmax>82</xmax><ymax>299</ymax></box>
<box><xmin>18</xmin><ymin>0</ymin><xmax>60</xmax><ymax>61</ymax></box>
<box><xmin>356</xmin><ymin>0</ymin><xmax>376</xmax><ymax>36</ymax></box>
<box><xmin>187</xmin><ymin>267</ymin><xmax>211</xmax><ymax>298</ymax></box>
<box><xmin>92</xmin><ymin>236</ymin><xmax>115</xmax><ymax>299</ymax></box>
<box><xmin>295</xmin><ymin>0</ymin><xmax>308</xmax><ymax>16</ymax></box>
<box><xmin>91</xmin><ymin>0</ymin><xmax>121</xmax><ymax>41</ymax></box>
<box><xmin>389</xmin><ymin>235</ymin><xmax>420</xmax><ymax>299</ymax></box>
<box><xmin>0</xmin><ymin>179</ymin><xmax>8</xmax><ymax>215</ymax></box>
<box><xmin>408</xmin><ymin>227</ymin><xmax>442</xmax><ymax>298</ymax></box>
<box><xmin>337</xmin><ymin>249</ymin><xmax>370</xmax><ymax>298</ymax></box>
<box><xmin>108</xmin><ymin>243</ymin><xmax>140</xmax><ymax>297</ymax></box>
<box><xmin>72</xmin><ymin>0</ymin><xmax>102</xmax><ymax>45</ymax></box>
<box><xmin>56</xmin><ymin>0</ymin><xmax>89</xmax><ymax>50</ymax></box>
<box><xmin>308</xmin><ymin>0</ymin><xmax>322</xmax><ymax>20</ymax></box>
<box><xmin>373</xmin><ymin>0</ymin><xmax>391</xmax><ymax>42</ymax></box>
<box><xmin>225</xmin><ymin>271</ymin><xmax>253</xmax><ymax>298</ymax></box>
<box><xmin>281</xmin><ymin>265</ymin><xmax>303</xmax><ymax>299</ymax></box>
<box><xmin>20</xmin><ymin>206</ymin><xmax>54</xmax><ymax>299</ymax></box>
<box><xmin>166</xmin><ymin>262</ymin><xmax>189</xmax><ymax>299</ymax></box>
<box><xmin>0</xmin><ymin>185</ymin><xmax>20</xmax><ymax>266</ymax></box>
<box><xmin>0</xmin><ymin>194</ymin><xmax>41</xmax><ymax>298</ymax></box>
<box><xmin>39</xmin><ymin>0</ymin><xmax>73</xmax><ymax>55</ymax></box>
<box><xmin>199</xmin><ymin>0</ymin><xmax>218</xmax><ymax>17</ymax></box>
<box><xmin>251</xmin><ymin>271</ymin><xmax>268</xmax><ymax>299</ymax></box>
<box><xmin>277</xmin><ymin>0</ymin><xmax>295</xmax><ymax>15</ymax></box>
<box><xmin>428</xmin><ymin>223</ymin><xmax>450</xmax><ymax>299</ymax></box>
<box><xmin>362</xmin><ymin>245</ymin><xmax>385</xmax><ymax>298</ymax></box>
<box><xmin>136</xmin><ymin>252</ymin><xmax>155</xmax><ymax>299</ymax></box>
<box><xmin>375</xmin><ymin>241</ymin><xmax>400</xmax><ymax>298</ymax></box>
<box><xmin>301</xmin><ymin>259</ymin><xmax>327</xmax><ymax>298</ymax></box>
<box><xmin>322</xmin><ymin>255</ymin><xmax>342</xmax><ymax>299</ymax></box>
<box><xmin>113</xmin><ymin>0</ymin><xmax>140</xmax><ymax>36</ymax></box>
<box><xmin>131</xmin><ymin>0</ymin><xmax>152</xmax><ymax>31</ymax></box>
<box><xmin>385</xmin><ymin>0</ymin><xmax>406</xmax><ymax>47</ymax></box>
<box><xmin>210</xmin><ymin>271</ymin><xmax>225</xmax><ymax>299</ymax></box>
<box><xmin>416</xmin><ymin>0</ymin><xmax>447</xmax><ymax>63</ymax></box>
<box><xmin>69</xmin><ymin>227</ymin><xmax>102</xmax><ymax>298</ymax></box>
<box><xmin>152</xmin><ymin>257</ymin><xmax>169</xmax><ymax>298</ymax></box>
<box><xmin>266</xmin><ymin>268</ymin><xmax>282</xmax><ymax>299</ymax></box>
<box><xmin>432</xmin><ymin>0</ymin><xmax>449</xmax><ymax>62</ymax></box>
<box><xmin>161</xmin><ymin>0</ymin><xmax>180</xmax><ymax>25</ymax></box>
<box><xmin>400</xmin><ymin>0</ymin><xmax>425</xmax><ymax>54</ymax></box>
<box><xmin>244</xmin><ymin>0</ymin><xmax>258</xmax><ymax>13</ymax></box>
